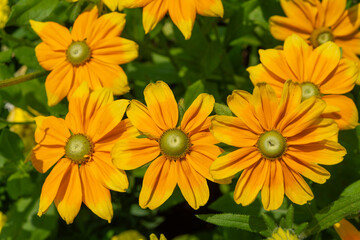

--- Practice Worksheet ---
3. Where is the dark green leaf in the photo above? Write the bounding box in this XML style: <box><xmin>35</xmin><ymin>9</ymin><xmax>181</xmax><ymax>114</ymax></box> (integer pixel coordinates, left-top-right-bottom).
<box><xmin>214</xmin><ymin>103</ymin><xmax>233</xmax><ymax>116</ymax></box>
<box><xmin>6</xmin><ymin>171</ymin><xmax>35</xmax><ymax>199</ymax></box>
<box><xmin>183</xmin><ymin>80</ymin><xmax>205</xmax><ymax>109</ymax></box>
<box><xmin>0</xmin><ymin>128</ymin><xmax>24</xmax><ymax>163</ymax></box>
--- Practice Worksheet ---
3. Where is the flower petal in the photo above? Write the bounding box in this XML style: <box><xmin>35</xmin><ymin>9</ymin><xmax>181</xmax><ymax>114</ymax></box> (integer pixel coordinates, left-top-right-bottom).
<box><xmin>35</xmin><ymin>42</ymin><xmax>66</xmax><ymax>71</ymax></box>
<box><xmin>181</xmin><ymin>93</ymin><xmax>214</xmax><ymax>134</ymax></box>
<box><xmin>168</xmin><ymin>0</ymin><xmax>196</xmax><ymax>39</ymax></box>
<box><xmin>210</xmin><ymin>147</ymin><xmax>261</xmax><ymax>180</ymax></box>
<box><xmin>111</xmin><ymin>137</ymin><xmax>160</xmax><ymax>170</ymax></box>
<box><xmin>234</xmin><ymin>159</ymin><xmax>268</xmax><ymax>206</ymax></box>
<box><xmin>322</xmin><ymin>0</ymin><xmax>346</xmax><ymax>26</ymax></box>
<box><xmin>210</xmin><ymin>115</ymin><xmax>258</xmax><ymax>148</ymax></box>
<box><xmin>280</xmin><ymin>0</ymin><xmax>317</xmax><ymax>25</ymax></box>
<box><xmin>71</xmin><ymin>7</ymin><xmax>98</xmax><ymax>41</ymax></box>
<box><xmin>32</xmin><ymin>145</ymin><xmax>65</xmax><ymax>173</ymax></box>
<box><xmin>54</xmin><ymin>163</ymin><xmax>82</xmax><ymax>224</ymax></box>
<box><xmin>269</xmin><ymin>16</ymin><xmax>312</xmax><ymax>41</ymax></box>
<box><xmin>38</xmin><ymin>158</ymin><xmax>71</xmax><ymax>216</ymax></box>
<box><xmin>139</xmin><ymin>156</ymin><xmax>177</xmax><ymax>209</ymax></box>
<box><xmin>261</xmin><ymin>160</ymin><xmax>284</xmax><ymax>211</ymax></box>
<box><xmin>332</xmin><ymin>4</ymin><xmax>360</xmax><ymax>37</ymax></box>
<box><xmin>334</xmin><ymin>219</ymin><xmax>360</xmax><ymax>240</ymax></box>
<box><xmin>196</xmin><ymin>0</ymin><xmax>223</xmax><ymax>17</ymax></box>
<box><xmin>34</xmin><ymin>116</ymin><xmax>70</xmax><ymax>147</ymax></box>
<box><xmin>142</xmin><ymin>0</ymin><xmax>168</xmax><ymax>34</ymax></box>
<box><xmin>144</xmin><ymin>81</ymin><xmax>178</xmax><ymax>130</ymax></box>
<box><xmin>80</xmin><ymin>164</ymin><xmax>113</xmax><ymax>222</ymax></box>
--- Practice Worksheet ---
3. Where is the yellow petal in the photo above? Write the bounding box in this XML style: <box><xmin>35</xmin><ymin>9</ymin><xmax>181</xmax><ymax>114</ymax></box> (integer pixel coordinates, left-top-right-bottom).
<box><xmin>144</xmin><ymin>81</ymin><xmax>178</xmax><ymax>130</ymax></box>
<box><xmin>280</xmin><ymin>0</ymin><xmax>317</xmax><ymax>26</ymax></box>
<box><xmin>111</xmin><ymin>137</ymin><xmax>160</xmax><ymax>170</ymax></box>
<box><xmin>32</xmin><ymin>145</ymin><xmax>64</xmax><ymax>173</ymax></box>
<box><xmin>168</xmin><ymin>0</ymin><xmax>196</xmax><ymax>39</ymax></box>
<box><xmin>177</xmin><ymin>159</ymin><xmax>209</xmax><ymax>209</ymax></box>
<box><xmin>334</xmin><ymin>219</ymin><xmax>360</xmax><ymax>240</ymax></box>
<box><xmin>38</xmin><ymin>158</ymin><xmax>71</xmax><ymax>216</ymax></box>
<box><xmin>80</xmin><ymin>164</ymin><xmax>113</xmax><ymax>222</ymax></box>
<box><xmin>71</xmin><ymin>7</ymin><xmax>98</xmax><ymax>41</ymax></box>
<box><xmin>196</xmin><ymin>0</ymin><xmax>223</xmax><ymax>17</ymax></box>
<box><xmin>181</xmin><ymin>93</ymin><xmax>214</xmax><ymax>135</ymax></box>
<box><xmin>54</xmin><ymin>163</ymin><xmax>82</xmax><ymax>224</ymax></box>
<box><xmin>269</xmin><ymin>16</ymin><xmax>312</xmax><ymax>41</ymax></box>
<box><xmin>332</xmin><ymin>4</ymin><xmax>360</xmax><ymax>37</ymax></box>
<box><xmin>34</xmin><ymin>116</ymin><xmax>70</xmax><ymax>146</ymax></box>
<box><xmin>261</xmin><ymin>160</ymin><xmax>284</xmax><ymax>211</ymax></box>
<box><xmin>35</xmin><ymin>42</ymin><xmax>66</xmax><ymax>71</ymax></box>
<box><xmin>322</xmin><ymin>0</ymin><xmax>346</xmax><ymax>26</ymax></box>
<box><xmin>139</xmin><ymin>156</ymin><xmax>177</xmax><ymax>209</ymax></box>
<box><xmin>142</xmin><ymin>0</ymin><xmax>168</xmax><ymax>34</ymax></box>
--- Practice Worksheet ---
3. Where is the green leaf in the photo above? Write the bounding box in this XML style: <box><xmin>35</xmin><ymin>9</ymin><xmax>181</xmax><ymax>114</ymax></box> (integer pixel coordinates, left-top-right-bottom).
<box><xmin>214</xmin><ymin>103</ymin><xmax>233</xmax><ymax>116</ymax></box>
<box><xmin>0</xmin><ymin>50</ymin><xmax>12</xmax><ymax>63</ymax></box>
<box><xmin>301</xmin><ymin>194</ymin><xmax>360</xmax><ymax>238</ymax></box>
<box><xmin>6</xmin><ymin>171</ymin><xmax>35</xmax><ymax>200</ymax></box>
<box><xmin>341</xmin><ymin>180</ymin><xmax>360</xmax><ymax>197</ymax></box>
<box><xmin>262</xmin><ymin>213</ymin><xmax>277</xmax><ymax>231</ymax></box>
<box><xmin>0</xmin><ymin>128</ymin><xmax>24</xmax><ymax>163</ymax></box>
<box><xmin>285</xmin><ymin>205</ymin><xmax>294</xmax><ymax>229</ymax></box>
<box><xmin>14</xmin><ymin>46</ymin><xmax>41</xmax><ymax>70</ymax></box>
<box><xmin>183</xmin><ymin>80</ymin><xmax>205</xmax><ymax>109</ymax></box>
<box><xmin>7</xmin><ymin>0</ymin><xmax>60</xmax><ymax>26</ymax></box>
<box><xmin>196</xmin><ymin>213</ymin><xmax>267</xmax><ymax>233</ymax></box>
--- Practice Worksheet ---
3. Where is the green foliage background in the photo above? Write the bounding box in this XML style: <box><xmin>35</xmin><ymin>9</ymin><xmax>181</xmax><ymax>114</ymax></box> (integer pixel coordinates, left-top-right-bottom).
<box><xmin>0</xmin><ymin>0</ymin><xmax>360</xmax><ymax>239</ymax></box>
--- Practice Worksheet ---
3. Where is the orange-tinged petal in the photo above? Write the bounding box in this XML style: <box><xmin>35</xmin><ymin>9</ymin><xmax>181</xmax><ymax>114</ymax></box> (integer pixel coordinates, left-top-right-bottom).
<box><xmin>111</xmin><ymin>137</ymin><xmax>160</xmax><ymax>170</ymax></box>
<box><xmin>319</xmin><ymin>58</ymin><xmax>358</xmax><ymax>94</ymax></box>
<box><xmin>306</xmin><ymin>41</ymin><xmax>341</xmax><ymax>85</ymax></box>
<box><xmin>34</xmin><ymin>116</ymin><xmax>70</xmax><ymax>146</ymax></box>
<box><xmin>74</xmin><ymin>63</ymin><xmax>102</xmax><ymax>92</ymax></box>
<box><xmin>252</xmin><ymin>82</ymin><xmax>279</xmax><ymax>130</ymax></box>
<box><xmin>177</xmin><ymin>159</ymin><xmax>209</xmax><ymax>209</ymax></box>
<box><xmin>32</xmin><ymin>145</ymin><xmax>64</xmax><ymax>173</ymax></box>
<box><xmin>181</xmin><ymin>93</ymin><xmax>214</xmax><ymax>134</ymax></box>
<box><xmin>45</xmin><ymin>61</ymin><xmax>75</xmax><ymax>106</ymax></box>
<box><xmin>38</xmin><ymin>158</ymin><xmax>71</xmax><ymax>216</ymax></box>
<box><xmin>234</xmin><ymin>159</ymin><xmax>268</xmax><ymax>206</ymax></box>
<box><xmin>196</xmin><ymin>0</ymin><xmax>223</xmax><ymax>17</ymax></box>
<box><xmin>283</xmin><ymin>154</ymin><xmax>330</xmax><ymax>184</ymax></box>
<box><xmin>86</xmin><ymin>59</ymin><xmax>130</xmax><ymax>95</ymax></box>
<box><xmin>227</xmin><ymin>90</ymin><xmax>263</xmax><ymax>134</ymax></box>
<box><xmin>91</xmin><ymin>37</ymin><xmax>139</xmax><ymax>65</ymax></box>
<box><xmin>127</xmin><ymin>100</ymin><xmax>163</xmax><ymax>138</ymax></box>
<box><xmin>287</xmin><ymin>118</ymin><xmax>338</xmax><ymax>145</ymax></box>
<box><xmin>144</xmin><ymin>81</ymin><xmax>178</xmax><ymax>130</ymax></box>
<box><xmin>321</xmin><ymin>95</ymin><xmax>359</xmax><ymax>130</ymax></box>
<box><xmin>287</xmin><ymin>140</ymin><xmax>345</xmax><ymax>165</ymax></box>
<box><xmin>89</xmin><ymin>153</ymin><xmax>129</xmax><ymax>192</ymax></box>
<box><xmin>139</xmin><ymin>156</ymin><xmax>177</xmax><ymax>209</ymax></box>
<box><xmin>211</xmin><ymin>147</ymin><xmax>261</xmax><ymax>180</ymax></box>
<box><xmin>54</xmin><ymin>163</ymin><xmax>82</xmax><ymax>224</ymax></box>
<box><xmin>322</xmin><ymin>0</ymin><xmax>346</xmax><ymax>26</ymax></box>
<box><xmin>30</xmin><ymin>20</ymin><xmax>72</xmax><ymax>50</ymax></box>
<box><xmin>335</xmin><ymin>32</ymin><xmax>360</xmax><ymax>56</ymax></box>
<box><xmin>103</xmin><ymin>0</ymin><xmax>118</xmax><ymax>11</ymax></box>
<box><xmin>120</xmin><ymin>0</ymin><xmax>153</xmax><ymax>8</ymax></box>
<box><xmin>71</xmin><ymin>7</ymin><xmax>98</xmax><ymax>41</ymax></box>
<box><xmin>270</xmin><ymin>16</ymin><xmax>312</xmax><ymax>41</ymax></box>
<box><xmin>334</xmin><ymin>219</ymin><xmax>360</xmax><ymax>240</ymax></box>
<box><xmin>80</xmin><ymin>164</ymin><xmax>113</xmax><ymax>222</ymax></box>
<box><xmin>332</xmin><ymin>4</ymin><xmax>360</xmax><ymax>37</ymax></box>
<box><xmin>142</xmin><ymin>0</ymin><xmax>168</xmax><ymax>34</ymax></box>
<box><xmin>281</xmin><ymin>160</ymin><xmax>313</xmax><ymax>205</ymax></box>
<box><xmin>190</xmin><ymin>130</ymin><xmax>219</xmax><ymax>145</ymax></box>
<box><xmin>87</xmin><ymin>99</ymin><xmax>129</xmax><ymax>142</ymax></box>
<box><xmin>210</xmin><ymin>115</ymin><xmax>258</xmax><ymax>148</ymax></box>
<box><xmin>35</xmin><ymin>42</ymin><xmax>66</xmax><ymax>71</ymax></box>
<box><xmin>187</xmin><ymin>144</ymin><xmax>222</xmax><ymax>181</ymax></box>
<box><xmin>280</xmin><ymin>0</ymin><xmax>317</xmax><ymax>26</ymax></box>
<box><xmin>87</xmin><ymin>12</ymin><xmax>126</xmax><ymax>47</ymax></box>
<box><xmin>261</xmin><ymin>160</ymin><xmax>284</xmax><ymax>211</ymax></box>
<box><xmin>168</xmin><ymin>0</ymin><xmax>197</xmax><ymax>40</ymax></box>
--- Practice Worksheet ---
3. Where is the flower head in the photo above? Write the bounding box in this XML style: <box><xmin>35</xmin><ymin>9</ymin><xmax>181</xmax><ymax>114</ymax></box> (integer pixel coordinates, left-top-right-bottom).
<box><xmin>30</xmin><ymin>7</ymin><xmax>138</xmax><ymax>106</ymax></box>
<box><xmin>270</xmin><ymin>0</ymin><xmax>360</xmax><ymax>61</ymax></box>
<box><xmin>0</xmin><ymin>0</ymin><xmax>9</xmax><ymax>28</ymax></box>
<box><xmin>247</xmin><ymin>34</ymin><xmax>359</xmax><ymax>130</ymax></box>
<box><xmin>268</xmin><ymin>228</ymin><xmax>299</xmax><ymax>240</ymax></box>
<box><xmin>334</xmin><ymin>219</ymin><xmax>360</xmax><ymax>240</ymax></box>
<box><xmin>31</xmin><ymin>83</ymin><xmax>135</xmax><ymax>224</ymax></box>
<box><xmin>118</xmin><ymin>0</ymin><xmax>224</xmax><ymax>39</ymax></box>
<box><xmin>210</xmin><ymin>81</ymin><xmax>346</xmax><ymax>210</ymax></box>
<box><xmin>111</xmin><ymin>81</ymin><xmax>225</xmax><ymax>209</ymax></box>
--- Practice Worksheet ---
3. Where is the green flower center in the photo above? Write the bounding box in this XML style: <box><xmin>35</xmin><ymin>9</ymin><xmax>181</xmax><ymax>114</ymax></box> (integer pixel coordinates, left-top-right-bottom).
<box><xmin>65</xmin><ymin>134</ymin><xmax>93</xmax><ymax>164</ymax></box>
<box><xmin>159</xmin><ymin>129</ymin><xmax>190</xmax><ymax>160</ymax></box>
<box><xmin>257</xmin><ymin>130</ymin><xmax>287</xmax><ymax>159</ymax></box>
<box><xmin>310</xmin><ymin>27</ymin><xmax>334</xmax><ymax>47</ymax></box>
<box><xmin>301</xmin><ymin>82</ymin><xmax>320</xmax><ymax>101</ymax></box>
<box><xmin>66</xmin><ymin>41</ymin><xmax>91</xmax><ymax>66</ymax></box>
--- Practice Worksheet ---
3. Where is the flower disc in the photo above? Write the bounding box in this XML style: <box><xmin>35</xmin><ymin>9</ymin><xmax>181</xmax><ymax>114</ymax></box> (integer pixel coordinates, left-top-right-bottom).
<box><xmin>159</xmin><ymin>129</ymin><xmax>190</xmax><ymax>160</ymax></box>
<box><xmin>65</xmin><ymin>134</ymin><xmax>93</xmax><ymax>164</ymax></box>
<box><xmin>310</xmin><ymin>27</ymin><xmax>334</xmax><ymax>47</ymax></box>
<box><xmin>301</xmin><ymin>82</ymin><xmax>320</xmax><ymax>101</ymax></box>
<box><xmin>66</xmin><ymin>41</ymin><xmax>91</xmax><ymax>66</ymax></box>
<box><xmin>257</xmin><ymin>130</ymin><xmax>287</xmax><ymax>159</ymax></box>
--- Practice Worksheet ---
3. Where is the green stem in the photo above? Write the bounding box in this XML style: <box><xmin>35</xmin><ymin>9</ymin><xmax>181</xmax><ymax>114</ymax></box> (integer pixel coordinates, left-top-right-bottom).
<box><xmin>0</xmin><ymin>118</ymin><xmax>35</xmax><ymax>125</ymax></box>
<box><xmin>0</xmin><ymin>71</ymin><xmax>48</xmax><ymax>88</ymax></box>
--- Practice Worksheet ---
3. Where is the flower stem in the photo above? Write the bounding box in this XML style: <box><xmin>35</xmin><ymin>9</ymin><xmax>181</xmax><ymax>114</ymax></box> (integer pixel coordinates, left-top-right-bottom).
<box><xmin>0</xmin><ymin>71</ymin><xmax>48</xmax><ymax>88</ymax></box>
<box><xmin>0</xmin><ymin>118</ymin><xmax>35</xmax><ymax>125</ymax></box>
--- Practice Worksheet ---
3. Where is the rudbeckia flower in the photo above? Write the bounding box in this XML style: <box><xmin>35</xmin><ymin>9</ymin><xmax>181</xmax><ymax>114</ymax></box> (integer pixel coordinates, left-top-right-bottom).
<box><xmin>32</xmin><ymin>83</ymin><xmax>135</xmax><ymax>224</ymax></box>
<box><xmin>247</xmin><ymin>34</ymin><xmax>359</xmax><ymax>130</ymax></box>
<box><xmin>210</xmin><ymin>81</ymin><xmax>346</xmax><ymax>210</ymax></box>
<box><xmin>111</xmin><ymin>81</ymin><xmax>225</xmax><ymax>209</ymax></box>
<box><xmin>30</xmin><ymin>7</ymin><xmax>138</xmax><ymax>106</ymax></box>
<box><xmin>268</xmin><ymin>228</ymin><xmax>299</xmax><ymax>240</ymax></box>
<box><xmin>269</xmin><ymin>0</ymin><xmax>360</xmax><ymax>61</ymax></box>
<box><xmin>118</xmin><ymin>0</ymin><xmax>224</xmax><ymax>40</ymax></box>
<box><xmin>334</xmin><ymin>219</ymin><xmax>360</xmax><ymax>240</ymax></box>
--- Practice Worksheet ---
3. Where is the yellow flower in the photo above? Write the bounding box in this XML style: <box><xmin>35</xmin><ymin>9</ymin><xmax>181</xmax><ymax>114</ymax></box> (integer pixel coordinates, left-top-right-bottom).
<box><xmin>268</xmin><ymin>228</ymin><xmax>299</xmax><ymax>240</ymax></box>
<box><xmin>30</xmin><ymin>6</ymin><xmax>138</xmax><ymax>106</ymax></box>
<box><xmin>0</xmin><ymin>211</ymin><xmax>6</xmax><ymax>233</ymax></box>
<box><xmin>210</xmin><ymin>81</ymin><xmax>346</xmax><ymax>210</ymax></box>
<box><xmin>334</xmin><ymin>219</ymin><xmax>360</xmax><ymax>240</ymax></box>
<box><xmin>118</xmin><ymin>0</ymin><xmax>224</xmax><ymax>40</ymax></box>
<box><xmin>111</xmin><ymin>230</ymin><xmax>146</xmax><ymax>240</ymax></box>
<box><xmin>31</xmin><ymin>83</ymin><xmax>134</xmax><ymax>224</ymax></box>
<box><xmin>0</xmin><ymin>0</ymin><xmax>10</xmax><ymax>28</ymax></box>
<box><xmin>111</xmin><ymin>81</ymin><xmax>225</xmax><ymax>209</ymax></box>
<box><xmin>149</xmin><ymin>233</ymin><xmax>166</xmax><ymax>240</ymax></box>
<box><xmin>269</xmin><ymin>0</ymin><xmax>360</xmax><ymax>61</ymax></box>
<box><xmin>247</xmin><ymin>34</ymin><xmax>359</xmax><ymax>130</ymax></box>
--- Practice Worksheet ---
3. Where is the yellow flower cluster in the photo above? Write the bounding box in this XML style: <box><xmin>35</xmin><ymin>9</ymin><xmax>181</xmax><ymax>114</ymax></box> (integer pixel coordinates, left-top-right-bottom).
<box><xmin>26</xmin><ymin>0</ymin><xmax>359</xmax><ymax>227</ymax></box>
<box><xmin>0</xmin><ymin>0</ymin><xmax>9</xmax><ymax>28</ymax></box>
